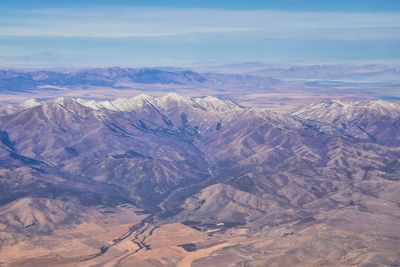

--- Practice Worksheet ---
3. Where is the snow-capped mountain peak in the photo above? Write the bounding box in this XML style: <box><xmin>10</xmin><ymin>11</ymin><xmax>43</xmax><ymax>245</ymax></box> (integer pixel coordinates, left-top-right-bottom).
<box><xmin>291</xmin><ymin>99</ymin><xmax>400</xmax><ymax>122</ymax></box>
<box><xmin>21</xmin><ymin>98</ymin><xmax>41</xmax><ymax>109</ymax></box>
<box><xmin>194</xmin><ymin>96</ymin><xmax>242</xmax><ymax>112</ymax></box>
<box><xmin>290</xmin><ymin>99</ymin><xmax>400</xmax><ymax>145</ymax></box>
<box><xmin>76</xmin><ymin>94</ymin><xmax>158</xmax><ymax>112</ymax></box>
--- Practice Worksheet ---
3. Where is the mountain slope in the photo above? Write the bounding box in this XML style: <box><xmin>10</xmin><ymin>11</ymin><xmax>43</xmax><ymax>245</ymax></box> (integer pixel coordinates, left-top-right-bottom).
<box><xmin>0</xmin><ymin>95</ymin><xmax>399</xmax><ymax>266</ymax></box>
<box><xmin>291</xmin><ymin>100</ymin><xmax>400</xmax><ymax>145</ymax></box>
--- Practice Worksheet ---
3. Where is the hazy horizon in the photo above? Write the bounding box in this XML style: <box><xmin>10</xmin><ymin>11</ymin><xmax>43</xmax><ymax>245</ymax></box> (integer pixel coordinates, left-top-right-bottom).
<box><xmin>1</xmin><ymin>0</ymin><xmax>400</xmax><ymax>68</ymax></box>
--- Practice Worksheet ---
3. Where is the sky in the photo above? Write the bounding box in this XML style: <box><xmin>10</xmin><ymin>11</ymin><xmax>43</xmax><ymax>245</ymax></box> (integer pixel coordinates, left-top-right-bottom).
<box><xmin>0</xmin><ymin>0</ymin><xmax>400</xmax><ymax>68</ymax></box>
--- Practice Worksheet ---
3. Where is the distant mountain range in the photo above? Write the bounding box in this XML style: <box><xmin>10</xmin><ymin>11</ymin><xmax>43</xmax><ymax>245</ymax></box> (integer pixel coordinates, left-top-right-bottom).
<box><xmin>246</xmin><ymin>64</ymin><xmax>400</xmax><ymax>79</ymax></box>
<box><xmin>0</xmin><ymin>68</ymin><xmax>280</xmax><ymax>93</ymax></box>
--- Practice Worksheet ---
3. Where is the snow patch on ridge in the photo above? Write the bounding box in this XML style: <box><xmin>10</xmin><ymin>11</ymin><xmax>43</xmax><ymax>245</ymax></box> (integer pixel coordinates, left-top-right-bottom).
<box><xmin>21</xmin><ymin>99</ymin><xmax>41</xmax><ymax>109</ymax></box>
<box><xmin>291</xmin><ymin>99</ymin><xmax>400</xmax><ymax>123</ymax></box>
<box><xmin>76</xmin><ymin>93</ymin><xmax>243</xmax><ymax>113</ymax></box>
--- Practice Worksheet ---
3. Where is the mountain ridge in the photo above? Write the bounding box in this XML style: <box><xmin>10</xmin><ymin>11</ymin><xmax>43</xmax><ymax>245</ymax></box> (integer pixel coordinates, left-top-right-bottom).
<box><xmin>0</xmin><ymin>68</ymin><xmax>281</xmax><ymax>93</ymax></box>
<box><xmin>0</xmin><ymin>94</ymin><xmax>399</xmax><ymax>265</ymax></box>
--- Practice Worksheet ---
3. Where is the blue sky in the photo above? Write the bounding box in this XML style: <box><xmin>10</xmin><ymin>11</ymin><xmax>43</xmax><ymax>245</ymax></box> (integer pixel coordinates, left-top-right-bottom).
<box><xmin>1</xmin><ymin>0</ymin><xmax>400</xmax><ymax>68</ymax></box>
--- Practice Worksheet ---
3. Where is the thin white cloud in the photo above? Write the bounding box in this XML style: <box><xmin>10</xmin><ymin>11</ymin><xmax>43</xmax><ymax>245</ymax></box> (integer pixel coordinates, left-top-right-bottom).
<box><xmin>0</xmin><ymin>7</ymin><xmax>400</xmax><ymax>39</ymax></box>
